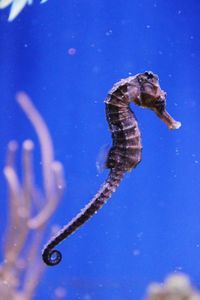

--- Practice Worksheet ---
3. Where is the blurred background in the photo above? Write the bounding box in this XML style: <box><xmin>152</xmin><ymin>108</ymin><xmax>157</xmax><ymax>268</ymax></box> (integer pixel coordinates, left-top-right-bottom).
<box><xmin>0</xmin><ymin>0</ymin><xmax>200</xmax><ymax>299</ymax></box>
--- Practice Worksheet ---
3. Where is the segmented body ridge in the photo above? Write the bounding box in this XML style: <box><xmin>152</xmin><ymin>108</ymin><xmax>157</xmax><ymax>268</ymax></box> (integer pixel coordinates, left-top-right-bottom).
<box><xmin>105</xmin><ymin>76</ymin><xmax>142</xmax><ymax>171</ymax></box>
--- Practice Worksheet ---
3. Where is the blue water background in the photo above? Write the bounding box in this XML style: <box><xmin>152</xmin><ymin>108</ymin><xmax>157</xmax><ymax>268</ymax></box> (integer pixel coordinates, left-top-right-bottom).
<box><xmin>0</xmin><ymin>0</ymin><xmax>200</xmax><ymax>299</ymax></box>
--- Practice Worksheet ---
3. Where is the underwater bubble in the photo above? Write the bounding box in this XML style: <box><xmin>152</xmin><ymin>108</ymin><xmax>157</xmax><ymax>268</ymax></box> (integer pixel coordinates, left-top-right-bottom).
<box><xmin>68</xmin><ymin>48</ymin><xmax>77</xmax><ymax>56</ymax></box>
<box><xmin>175</xmin><ymin>147</ymin><xmax>180</xmax><ymax>155</ymax></box>
<box><xmin>84</xmin><ymin>294</ymin><xmax>91</xmax><ymax>300</ymax></box>
<box><xmin>54</xmin><ymin>287</ymin><xmax>66</xmax><ymax>299</ymax></box>
<box><xmin>133</xmin><ymin>249</ymin><xmax>140</xmax><ymax>256</ymax></box>
<box><xmin>105</xmin><ymin>29</ymin><xmax>113</xmax><ymax>36</ymax></box>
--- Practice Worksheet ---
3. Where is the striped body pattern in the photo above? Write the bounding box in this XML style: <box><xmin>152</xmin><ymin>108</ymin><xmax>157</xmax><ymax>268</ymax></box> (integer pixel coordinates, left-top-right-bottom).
<box><xmin>105</xmin><ymin>76</ymin><xmax>142</xmax><ymax>171</ymax></box>
<box><xmin>42</xmin><ymin>72</ymin><xmax>181</xmax><ymax>266</ymax></box>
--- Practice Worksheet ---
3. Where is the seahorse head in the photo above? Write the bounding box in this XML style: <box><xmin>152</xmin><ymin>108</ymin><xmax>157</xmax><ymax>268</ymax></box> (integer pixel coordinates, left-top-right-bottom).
<box><xmin>135</xmin><ymin>71</ymin><xmax>181</xmax><ymax>130</ymax></box>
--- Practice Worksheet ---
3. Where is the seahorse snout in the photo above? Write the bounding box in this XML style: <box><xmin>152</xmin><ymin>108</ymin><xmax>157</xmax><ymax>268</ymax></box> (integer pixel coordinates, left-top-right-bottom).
<box><xmin>156</xmin><ymin>109</ymin><xmax>181</xmax><ymax>130</ymax></box>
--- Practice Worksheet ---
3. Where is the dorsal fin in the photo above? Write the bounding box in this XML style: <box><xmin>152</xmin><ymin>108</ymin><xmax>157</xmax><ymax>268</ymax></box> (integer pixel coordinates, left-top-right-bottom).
<box><xmin>96</xmin><ymin>144</ymin><xmax>110</xmax><ymax>173</ymax></box>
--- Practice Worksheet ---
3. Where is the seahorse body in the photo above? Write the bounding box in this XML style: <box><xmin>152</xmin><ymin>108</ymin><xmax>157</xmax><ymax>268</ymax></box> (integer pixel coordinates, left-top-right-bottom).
<box><xmin>105</xmin><ymin>76</ymin><xmax>142</xmax><ymax>171</ymax></box>
<box><xmin>42</xmin><ymin>72</ymin><xmax>180</xmax><ymax>266</ymax></box>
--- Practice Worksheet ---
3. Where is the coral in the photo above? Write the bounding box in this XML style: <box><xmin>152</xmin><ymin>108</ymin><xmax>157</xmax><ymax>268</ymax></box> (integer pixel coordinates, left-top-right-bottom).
<box><xmin>0</xmin><ymin>0</ymin><xmax>48</xmax><ymax>22</ymax></box>
<box><xmin>0</xmin><ymin>92</ymin><xmax>65</xmax><ymax>300</ymax></box>
<box><xmin>145</xmin><ymin>273</ymin><xmax>200</xmax><ymax>300</ymax></box>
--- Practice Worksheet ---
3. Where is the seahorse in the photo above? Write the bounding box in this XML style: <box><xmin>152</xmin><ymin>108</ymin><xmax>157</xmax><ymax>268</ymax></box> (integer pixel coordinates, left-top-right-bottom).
<box><xmin>42</xmin><ymin>71</ymin><xmax>181</xmax><ymax>266</ymax></box>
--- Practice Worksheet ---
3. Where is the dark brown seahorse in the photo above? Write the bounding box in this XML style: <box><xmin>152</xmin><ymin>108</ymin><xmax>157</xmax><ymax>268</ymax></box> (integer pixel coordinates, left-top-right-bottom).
<box><xmin>42</xmin><ymin>71</ymin><xmax>181</xmax><ymax>266</ymax></box>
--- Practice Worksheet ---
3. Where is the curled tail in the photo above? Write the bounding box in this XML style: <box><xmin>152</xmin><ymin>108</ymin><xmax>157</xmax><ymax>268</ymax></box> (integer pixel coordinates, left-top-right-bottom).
<box><xmin>42</xmin><ymin>168</ymin><xmax>124</xmax><ymax>266</ymax></box>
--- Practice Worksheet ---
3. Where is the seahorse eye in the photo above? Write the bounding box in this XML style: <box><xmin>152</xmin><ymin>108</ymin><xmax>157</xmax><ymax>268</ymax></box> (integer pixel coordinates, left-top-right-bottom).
<box><xmin>144</xmin><ymin>71</ymin><xmax>154</xmax><ymax>79</ymax></box>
